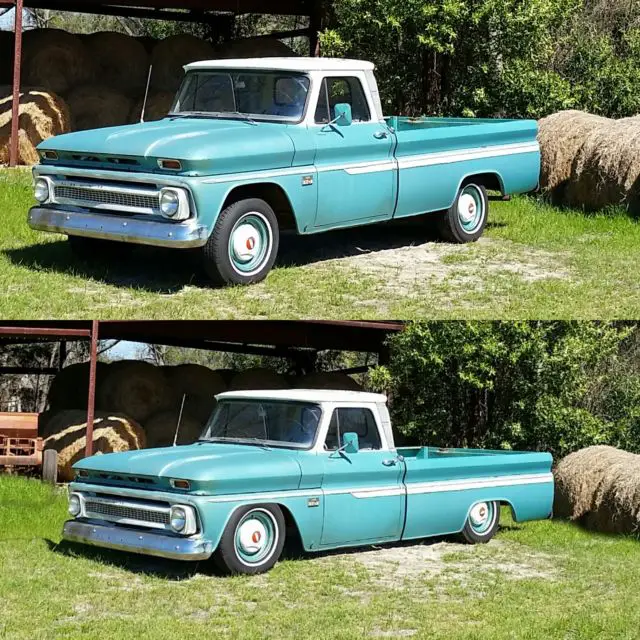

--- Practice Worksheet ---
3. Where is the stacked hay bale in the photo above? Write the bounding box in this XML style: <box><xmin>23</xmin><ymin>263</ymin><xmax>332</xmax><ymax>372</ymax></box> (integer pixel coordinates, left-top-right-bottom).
<box><xmin>66</xmin><ymin>84</ymin><xmax>131</xmax><ymax>131</ymax></box>
<box><xmin>553</xmin><ymin>445</ymin><xmax>640</xmax><ymax>535</ymax></box>
<box><xmin>217</xmin><ymin>37</ymin><xmax>296</xmax><ymax>59</ymax></box>
<box><xmin>294</xmin><ymin>371</ymin><xmax>362</xmax><ymax>391</ymax></box>
<box><xmin>43</xmin><ymin>410</ymin><xmax>146</xmax><ymax>481</ymax></box>
<box><xmin>0</xmin><ymin>86</ymin><xmax>71</xmax><ymax>164</ymax></box>
<box><xmin>150</xmin><ymin>34</ymin><xmax>215</xmax><ymax>93</ymax></box>
<box><xmin>22</xmin><ymin>29</ymin><xmax>93</xmax><ymax>95</ymax></box>
<box><xmin>537</xmin><ymin>109</ymin><xmax>640</xmax><ymax>215</ymax></box>
<box><xmin>229</xmin><ymin>367</ymin><xmax>290</xmax><ymax>391</ymax></box>
<box><xmin>83</xmin><ymin>31</ymin><xmax>149</xmax><ymax>98</ymax></box>
<box><xmin>129</xmin><ymin>90</ymin><xmax>174</xmax><ymax>123</ymax></box>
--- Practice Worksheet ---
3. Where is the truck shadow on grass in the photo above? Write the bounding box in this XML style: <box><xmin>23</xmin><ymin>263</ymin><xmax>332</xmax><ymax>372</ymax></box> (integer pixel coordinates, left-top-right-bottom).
<box><xmin>2</xmin><ymin>215</ymin><xmax>496</xmax><ymax>292</ymax></box>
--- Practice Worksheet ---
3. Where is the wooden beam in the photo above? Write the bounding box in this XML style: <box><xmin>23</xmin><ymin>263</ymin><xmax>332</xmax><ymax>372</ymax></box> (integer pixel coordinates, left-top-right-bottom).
<box><xmin>9</xmin><ymin>0</ymin><xmax>23</xmax><ymax>167</ymax></box>
<box><xmin>84</xmin><ymin>320</ymin><xmax>98</xmax><ymax>457</ymax></box>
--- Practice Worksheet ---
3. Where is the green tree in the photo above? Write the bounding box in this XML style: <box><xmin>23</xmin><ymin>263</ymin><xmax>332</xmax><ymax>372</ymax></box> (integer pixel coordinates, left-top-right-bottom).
<box><xmin>370</xmin><ymin>321</ymin><xmax>640</xmax><ymax>459</ymax></box>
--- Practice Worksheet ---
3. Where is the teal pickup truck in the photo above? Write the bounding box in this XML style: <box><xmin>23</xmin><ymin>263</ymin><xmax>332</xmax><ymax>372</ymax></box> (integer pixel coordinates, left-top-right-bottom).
<box><xmin>29</xmin><ymin>58</ymin><xmax>540</xmax><ymax>285</ymax></box>
<box><xmin>62</xmin><ymin>390</ymin><xmax>554</xmax><ymax>575</ymax></box>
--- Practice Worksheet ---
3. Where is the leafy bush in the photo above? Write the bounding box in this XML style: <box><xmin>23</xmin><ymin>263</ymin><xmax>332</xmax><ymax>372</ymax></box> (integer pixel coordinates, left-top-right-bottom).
<box><xmin>320</xmin><ymin>0</ymin><xmax>640</xmax><ymax>118</ymax></box>
<box><xmin>370</xmin><ymin>322</ymin><xmax>640</xmax><ymax>459</ymax></box>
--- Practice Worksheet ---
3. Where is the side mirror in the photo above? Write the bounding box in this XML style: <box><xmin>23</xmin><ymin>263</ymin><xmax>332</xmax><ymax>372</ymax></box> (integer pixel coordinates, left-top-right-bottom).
<box><xmin>342</xmin><ymin>432</ymin><xmax>359</xmax><ymax>453</ymax></box>
<box><xmin>333</xmin><ymin>103</ymin><xmax>352</xmax><ymax>126</ymax></box>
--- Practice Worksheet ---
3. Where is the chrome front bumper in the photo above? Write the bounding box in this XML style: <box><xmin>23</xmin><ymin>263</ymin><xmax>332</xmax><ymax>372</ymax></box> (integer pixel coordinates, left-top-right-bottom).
<box><xmin>62</xmin><ymin>520</ymin><xmax>214</xmax><ymax>561</ymax></box>
<box><xmin>28</xmin><ymin>206</ymin><xmax>209</xmax><ymax>249</ymax></box>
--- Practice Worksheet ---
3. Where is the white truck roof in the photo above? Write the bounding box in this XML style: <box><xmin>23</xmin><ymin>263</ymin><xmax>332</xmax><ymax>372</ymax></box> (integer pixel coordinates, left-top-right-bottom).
<box><xmin>184</xmin><ymin>57</ymin><xmax>375</xmax><ymax>73</ymax></box>
<box><xmin>216</xmin><ymin>389</ymin><xmax>387</xmax><ymax>404</ymax></box>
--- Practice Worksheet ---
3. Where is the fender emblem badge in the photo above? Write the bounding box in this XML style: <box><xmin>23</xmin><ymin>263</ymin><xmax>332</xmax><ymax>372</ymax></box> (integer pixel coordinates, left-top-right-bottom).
<box><xmin>302</xmin><ymin>175</ymin><xmax>313</xmax><ymax>186</ymax></box>
<box><xmin>307</xmin><ymin>497</ymin><xmax>320</xmax><ymax>507</ymax></box>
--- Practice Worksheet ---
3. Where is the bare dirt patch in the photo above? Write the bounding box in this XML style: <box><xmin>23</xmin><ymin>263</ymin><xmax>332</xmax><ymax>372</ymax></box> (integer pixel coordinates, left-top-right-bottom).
<box><xmin>317</xmin><ymin>539</ymin><xmax>558</xmax><ymax>594</ymax></box>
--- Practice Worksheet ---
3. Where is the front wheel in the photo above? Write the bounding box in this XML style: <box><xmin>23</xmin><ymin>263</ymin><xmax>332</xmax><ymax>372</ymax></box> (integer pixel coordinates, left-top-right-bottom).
<box><xmin>438</xmin><ymin>183</ymin><xmax>488</xmax><ymax>243</ymax></box>
<box><xmin>459</xmin><ymin>500</ymin><xmax>500</xmax><ymax>544</ymax></box>
<box><xmin>213</xmin><ymin>504</ymin><xmax>285</xmax><ymax>575</ymax></box>
<box><xmin>202</xmin><ymin>198</ymin><xmax>279</xmax><ymax>285</ymax></box>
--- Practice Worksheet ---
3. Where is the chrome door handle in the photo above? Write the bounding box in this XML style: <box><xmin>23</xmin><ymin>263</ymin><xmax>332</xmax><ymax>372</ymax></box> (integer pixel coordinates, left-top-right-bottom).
<box><xmin>373</xmin><ymin>130</ymin><xmax>388</xmax><ymax>139</ymax></box>
<box><xmin>382</xmin><ymin>458</ymin><xmax>397</xmax><ymax>466</ymax></box>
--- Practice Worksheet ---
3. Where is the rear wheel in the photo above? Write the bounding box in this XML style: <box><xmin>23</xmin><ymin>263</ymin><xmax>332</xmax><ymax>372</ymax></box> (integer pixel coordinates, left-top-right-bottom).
<box><xmin>201</xmin><ymin>198</ymin><xmax>279</xmax><ymax>286</ymax></box>
<box><xmin>459</xmin><ymin>500</ymin><xmax>500</xmax><ymax>544</ymax></box>
<box><xmin>213</xmin><ymin>504</ymin><xmax>285</xmax><ymax>575</ymax></box>
<box><xmin>438</xmin><ymin>183</ymin><xmax>488</xmax><ymax>243</ymax></box>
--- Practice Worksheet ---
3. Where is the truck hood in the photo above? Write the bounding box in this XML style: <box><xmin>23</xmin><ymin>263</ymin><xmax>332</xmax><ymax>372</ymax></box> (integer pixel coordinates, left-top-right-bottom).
<box><xmin>38</xmin><ymin>117</ymin><xmax>296</xmax><ymax>176</ymax></box>
<box><xmin>73</xmin><ymin>442</ymin><xmax>303</xmax><ymax>495</ymax></box>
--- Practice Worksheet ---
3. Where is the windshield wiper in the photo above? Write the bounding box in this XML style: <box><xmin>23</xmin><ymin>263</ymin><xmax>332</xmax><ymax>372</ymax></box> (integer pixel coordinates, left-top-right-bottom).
<box><xmin>227</xmin><ymin>111</ymin><xmax>258</xmax><ymax>125</ymax></box>
<box><xmin>168</xmin><ymin>110</ymin><xmax>258</xmax><ymax>125</ymax></box>
<box><xmin>201</xmin><ymin>436</ymin><xmax>271</xmax><ymax>450</ymax></box>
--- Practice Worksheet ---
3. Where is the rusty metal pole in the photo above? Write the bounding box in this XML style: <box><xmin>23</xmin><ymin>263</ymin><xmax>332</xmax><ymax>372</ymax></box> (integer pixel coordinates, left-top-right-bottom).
<box><xmin>9</xmin><ymin>0</ymin><xmax>24</xmax><ymax>168</ymax></box>
<box><xmin>84</xmin><ymin>320</ymin><xmax>99</xmax><ymax>457</ymax></box>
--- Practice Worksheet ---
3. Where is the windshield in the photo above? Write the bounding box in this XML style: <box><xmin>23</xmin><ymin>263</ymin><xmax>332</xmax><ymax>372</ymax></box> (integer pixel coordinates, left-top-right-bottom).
<box><xmin>170</xmin><ymin>71</ymin><xmax>310</xmax><ymax>122</ymax></box>
<box><xmin>200</xmin><ymin>400</ymin><xmax>322</xmax><ymax>449</ymax></box>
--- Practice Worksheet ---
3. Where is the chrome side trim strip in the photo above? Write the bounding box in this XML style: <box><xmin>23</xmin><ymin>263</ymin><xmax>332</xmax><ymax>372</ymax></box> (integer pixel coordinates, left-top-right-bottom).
<box><xmin>203</xmin><ymin>166</ymin><xmax>311</xmax><ymax>184</ymax></box>
<box><xmin>405</xmin><ymin>472</ymin><xmax>553</xmax><ymax>495</ymax></box>
<box><xmin>397</xmin><ymin>142</ymin><xmax>540</xmax><ymax>170</ymax></box>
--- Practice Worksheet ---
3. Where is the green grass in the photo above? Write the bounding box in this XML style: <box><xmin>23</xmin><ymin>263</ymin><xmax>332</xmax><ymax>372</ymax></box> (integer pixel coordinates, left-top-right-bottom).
<box><xmin>2</xmin><ymin>475</ymin><xmax>640</xmax><ymax>639</ymax></box>
<box><xmin>1</xmin><ymin>168</ymin><xmax>639</xmax><ymax>318</ymax></box>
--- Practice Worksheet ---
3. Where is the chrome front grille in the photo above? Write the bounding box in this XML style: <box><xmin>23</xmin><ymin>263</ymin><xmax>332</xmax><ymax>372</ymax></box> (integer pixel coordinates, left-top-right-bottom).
<box><xmin>51</xmin><ymin>179</ymin><xmax>161</xmax><ymax>215</ymax></box>
<box><xmin>83</xmin><ymin>496</ymin><xmax>170</xmax><ymax>529</ymax></box>
<box><xmin>55</xmin><ymin>185</ymin><xmax>159</xmax><ymax>211</ymax></box>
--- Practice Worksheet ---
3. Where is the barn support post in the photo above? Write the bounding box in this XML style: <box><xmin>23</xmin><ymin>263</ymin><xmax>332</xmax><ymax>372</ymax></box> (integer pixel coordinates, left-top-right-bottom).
<box><xmin>9</xmin><ymin>0</ymin><xmax>24</xmax><ymax>168</ymax></box>
<box><xmin>84</xmin><ymin>320</ymin><xmax>99</xmax><ymax>457</ymax></box>
<box><xmin>309</xmin><ymin>0</ymin><xmax>321</xmax><ymax>56</ymax></box>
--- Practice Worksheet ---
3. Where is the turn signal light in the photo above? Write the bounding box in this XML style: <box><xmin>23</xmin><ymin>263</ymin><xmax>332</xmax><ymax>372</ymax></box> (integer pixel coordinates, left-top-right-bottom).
<box><xmin>171</xmin><ymin>479</ymin><xmax>190</xmax><ymax>489</ymax></box>
<box><xmin>158</xmin><ymin>159</ymin><xmax>182</xmax><ymax>170</ymax></box>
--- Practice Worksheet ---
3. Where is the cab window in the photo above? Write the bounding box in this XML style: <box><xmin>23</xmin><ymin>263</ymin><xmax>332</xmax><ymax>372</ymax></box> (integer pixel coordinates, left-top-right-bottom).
<box><xmin>314</xmin><ymin>76</ymin><xmax>371</xmax><ymax>124</ymax></box>
<box><xmin>324</xmin><ymin>408</ymin><xmax>382</xmax><ymax>450</ymax></box>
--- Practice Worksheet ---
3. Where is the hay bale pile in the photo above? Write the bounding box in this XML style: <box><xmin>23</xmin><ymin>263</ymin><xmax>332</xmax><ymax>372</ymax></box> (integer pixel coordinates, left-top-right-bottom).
<box><xmin>22</xmin><ymin>29</ymin><xmax>93</xmax><ymax>95</ymax></box>
<box><xmin>150</xmin><ymin>34</ymin><xmax>215</xmax><ymax>93</ymax></box>
<box><xmin>84</xmin><ymin>31</ymin><xmax>149</xmax><ymax>97</ymax></box>
<box><xmin>129</xmin><ymin>90</ymin><xmax>174</xmax><ymax>123</ymax></box>
<box><xmin>66</xmin><ymin>84</ymin><xmax>131</xmax><ymax>131</ymax></box>
<box><xmin>538</xmin><ymin>109</ymin><xmax>640</xmax><ymax>215</ymax></box>
<box><xmin>43</xmin><ymin>410</ymin><xmax>146</xmax><ymax>481</ymax></box>
<box><xmin>41</xmin><ymin>360</ymin><xmax>370</xmax><ymax>460</ymax></box>
<box><xmin>553</xmin><ymin>445</ymin><xmax>640</xmax><ymax>535</ymax></box>
<box><xmin>0</xmin><ymin>86</ymin><xmax>71</xmax><ymax>164</ymax></box>
<box><xmin>294</xmin><ymin>371</ymin><xmax>362</xmax><ymax>391</ymax></box>
<box><xmin>218</xmin><ymin>37</ymin><xmax>295</xmax><ymax>59</ymax></box>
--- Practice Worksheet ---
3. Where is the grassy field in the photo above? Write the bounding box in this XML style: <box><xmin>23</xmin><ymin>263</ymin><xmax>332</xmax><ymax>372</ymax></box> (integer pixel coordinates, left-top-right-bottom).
<box><xmin>1</xmin><ymin>475</ymin><xmax>640</xmax><ymax>639</ymax></box>
<box><xmin>1</xmin><ymin>168</ymin><xmax>639</xmax><ymax>319</ymax></box>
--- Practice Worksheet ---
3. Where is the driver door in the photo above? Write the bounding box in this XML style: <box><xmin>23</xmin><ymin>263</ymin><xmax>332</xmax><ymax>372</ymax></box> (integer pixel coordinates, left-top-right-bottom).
<box><xmin>312</xmin><ymin>76</ymin><xmax>396</xmax><ymax>229</ymax></box>
<box><xmin>319</xmin><ymin>407</ymin><xmax>404</xmax><ymax>546</ymax></box>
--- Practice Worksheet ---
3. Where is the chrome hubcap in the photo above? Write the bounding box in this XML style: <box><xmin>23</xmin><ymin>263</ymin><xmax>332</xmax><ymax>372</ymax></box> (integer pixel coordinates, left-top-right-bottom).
<box><xmin>457</xmin><ymin>185</ymin><xmax>484</xmax><ymax>233</ymax></box>
<box><xmin>458</xmin><ymin>193</ymin><xmax>477</xmax><ymax>224</ymax></box>
<box><xmin>237</xmin><ymin>518</ymin><xmax>268</xmax><ymax>556</ymax></box>
<box><xmin>469</xmin><ymin>502</ymin><xmax>490</xmax><ymax>527</ymax></box>
<box><xmin>228</xmin><ymin>212</ymin><xmax>273</xmax><ymax>276</ymax></box>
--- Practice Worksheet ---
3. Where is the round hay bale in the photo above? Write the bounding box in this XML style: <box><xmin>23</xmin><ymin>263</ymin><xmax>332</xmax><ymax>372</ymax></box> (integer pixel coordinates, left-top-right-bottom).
<box><xmin>145</xmin><ymin>409</ymin><xmax>204</xmax><ymax>448</ymax></box>
<box><xmin>151</xmin><ymin>35</ymin><xmax>214</xmax><ymax>92</ymax></box>
<box><xmin>553</xmin><ymin>445</ymin><xmax>640</xmax><ymax>535</ymax></box>
<box><xmin>46</xmin><ymin>361</ymin><xmax>110</xmax><ymax>414</ymax></box>
<box><xmin>22</xmin><ymin>28</ymin><xmax>93</xmax><ymax>95</ymax></box>
<box><xmin>228</xmin><ymin>368</ymin><xmax>290</xmax><ymax>391</ymax></box>
<box><xmin>218</xmin><ymin>37</ymin><xmax>295</xmax><ymax>59</ymax></box>
<box><xmin>129</xmin><ymin>90</ymin><xmax>174</xmax><ymax>123</ymax></box>
<box><xmin>0</xmin><ymin>86</ymin><xmax>71</xmax><ymax>165</ymax></box>
<box><xmin>97</xmin><ymin>360</ymin><xmax>171</xmax><ymax>423</ymax></box>
<box><xmin>84</xmin><ymin>31</ymin><xmax>149</xmax><ymax>96</ymax></box>
<box><xmin>66</xmin><ymin>83</ymin><xmax>131</xmax><ymax>131</ymax></box>
<box><xmin>537</xmin><ymin>110</ymin><xmax>612</xmax><ymax>198</ymax></box>
<box><xmin>42</xmin><ymin>410</ymin><xmax>146</xmax><ymax>481</ymax></box>
<box><xmin>294</xmin><ymin>371</ymin><xmax>363</xmax><ymax>391</ymax></box>
<box><xmin>566</xmin><ymin>118</ymin><xmax>640</xmax><ymax>215</ymax></box>
<box><xmin>137</xmin><ymin>35</ymin><xmax>158</xmax><ymax>54</ymax></box>
<box><xmin>163</xmin><ymin>364</ymin><xmax>226</xmax><ymax>421</ymax></box>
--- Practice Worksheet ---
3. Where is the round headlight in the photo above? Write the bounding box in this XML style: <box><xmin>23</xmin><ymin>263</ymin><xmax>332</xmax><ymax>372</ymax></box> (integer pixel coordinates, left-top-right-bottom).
<box><xmin>170</xmin><ymin>506</ymin><xmax>187</xmax><ymax>532</ymax></box>
<box><xmin>68</xmin><ymin>494</ymin><xmax>81</xmax><ymax>517</ymax></box>
<box><xmin>34</xmin><ymin>178</ymin><xmax>49</xmax><ymax>203</ymax></box>
<box><xmin>160</xmin><ymin>190</ymin><xmax>180</xmax><ymax>217</ymax></box>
